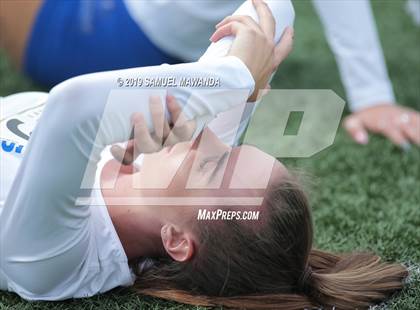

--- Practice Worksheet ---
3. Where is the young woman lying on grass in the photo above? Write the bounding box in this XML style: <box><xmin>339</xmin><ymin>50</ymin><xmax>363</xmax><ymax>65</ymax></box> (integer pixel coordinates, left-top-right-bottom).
<box><xmin>0</xmin><ymin>1</ymin><xmax>407</xmax><ymax>309</ymax></box>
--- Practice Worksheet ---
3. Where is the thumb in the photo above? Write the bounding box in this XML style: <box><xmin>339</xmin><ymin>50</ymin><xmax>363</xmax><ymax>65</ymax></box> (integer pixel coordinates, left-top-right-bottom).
<box><xmin>110</xmin><ymin>140</ymin><xmax>136</xmax><ymax>165</ymax></box>
<box><xmin>274</xmin><ymin>26</ymin><xmax>294</xmax><ymax>67</ymax></box>
<box><xmin>343</xmin><ymin>115</ymin><xmax>369</xmax><ymax>145</ymax></box>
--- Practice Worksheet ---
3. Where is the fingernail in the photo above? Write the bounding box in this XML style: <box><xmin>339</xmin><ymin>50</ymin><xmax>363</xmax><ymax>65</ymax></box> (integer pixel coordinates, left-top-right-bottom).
<box><xmin>401</xmin><ymin>142</ymin><xmax>411</xmax><ymax>152</ymax></box>
<box><xmin>355</xmin><ymin>132</ymin><xmax>368</xmax><ymax>145</ymax></box>
<box><xmin>110</xmin><ymin>145</ymin><xmax>123</xmax><ymax>161</ymax></box>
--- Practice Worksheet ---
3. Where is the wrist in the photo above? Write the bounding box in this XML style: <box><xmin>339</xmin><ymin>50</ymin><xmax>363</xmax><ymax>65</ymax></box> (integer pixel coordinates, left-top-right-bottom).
<box><xmin>224</xmin><ymin>55</ymin><xmax>256</xmax><ymax>99</ymax></box>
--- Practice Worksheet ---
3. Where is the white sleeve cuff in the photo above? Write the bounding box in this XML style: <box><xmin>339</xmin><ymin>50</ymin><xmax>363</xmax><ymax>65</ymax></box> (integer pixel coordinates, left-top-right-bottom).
<box><xmin>348</xmin><ymin>81</ymin><xmax>396</xmax><ymax>111</ymax></box>
<box><xmin>199</xmin><ymin>55</ymin><xmax>255</xmax><ymax>97</ymax></box>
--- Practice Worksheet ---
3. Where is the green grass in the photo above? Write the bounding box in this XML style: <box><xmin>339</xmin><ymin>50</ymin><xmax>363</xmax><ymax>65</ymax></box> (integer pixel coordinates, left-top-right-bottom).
<box><xmin>1</xmin><ymin>0</ymin><xmax>419</xmax><ymax>309</ymax></box>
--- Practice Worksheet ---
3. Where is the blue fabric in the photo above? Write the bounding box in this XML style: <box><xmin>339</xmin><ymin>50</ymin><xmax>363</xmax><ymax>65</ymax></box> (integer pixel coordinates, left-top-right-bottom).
<box><xmin>24</xmin><ymin>0</ymin><xmax>182</xmax><ymax>87</ymax></box>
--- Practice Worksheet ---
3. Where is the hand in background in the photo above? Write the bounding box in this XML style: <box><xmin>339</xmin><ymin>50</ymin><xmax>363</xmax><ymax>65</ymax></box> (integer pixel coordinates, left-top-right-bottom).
<box><xmin>343</xmin><ymin>103</ymin><xmax>420</xmax><ymax>149</ymax></box>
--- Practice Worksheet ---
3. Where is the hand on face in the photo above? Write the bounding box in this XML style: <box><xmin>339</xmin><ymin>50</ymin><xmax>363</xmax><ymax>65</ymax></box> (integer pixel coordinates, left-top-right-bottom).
<box><xmin>343</xmin><ymin>103</ymin><xmax>420</xmax><ymax>149</ymax></box>
<box><xmin>111</xmin><ymin>95</ymin><xmax>196</xmax><ymax>165</ymax></box>
<box><xmin>210</xmin><ymin>0</ymin><xmax>294</xmax><ymax>102</ymax></box>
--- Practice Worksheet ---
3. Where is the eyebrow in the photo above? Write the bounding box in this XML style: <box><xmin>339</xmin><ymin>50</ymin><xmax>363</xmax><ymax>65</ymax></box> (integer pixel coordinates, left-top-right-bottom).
<box><xmin>208</xmin><ymin>151</ymin><xmax>229</xmax><ymax>184</ymax></box>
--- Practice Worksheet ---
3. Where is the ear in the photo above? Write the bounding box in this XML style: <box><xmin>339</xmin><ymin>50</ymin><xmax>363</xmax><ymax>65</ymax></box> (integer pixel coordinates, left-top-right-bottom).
<box><xmin>161</xmin><ymin>224</ymin><xmax>195</xmax><ymax>262</ymax></box>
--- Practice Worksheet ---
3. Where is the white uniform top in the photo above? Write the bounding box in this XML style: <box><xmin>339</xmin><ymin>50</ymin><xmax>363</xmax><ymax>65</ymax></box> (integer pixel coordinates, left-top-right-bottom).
<box><xmin>124</xmin><ymin>0</ymin><xmax>396</xmax><ymax>111</ymax></box>
<box><xmin>0</xmin><ymin>93</ymin><xmax>135</xmax><ymax>300</ymax></box>
<box><xmin>0</xmin><ymin>0</ymin><xmax>293</xmax><ymax>301</ymax></box>
<box><xmin>0</xmin><ymin>62</ymin><xmax>254</xmax><ymax>300</ymax></box>
<box><xmin>0</xmin><ymin>60</ymin><xmax>254</xmax><ymax>300</ymax></box>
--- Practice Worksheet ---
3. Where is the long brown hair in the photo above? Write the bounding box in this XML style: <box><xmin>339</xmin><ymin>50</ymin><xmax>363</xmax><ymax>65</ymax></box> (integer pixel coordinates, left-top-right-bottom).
<box><xmin>133</xmin><ymin>176</ymin><xmax>408</xmax><ymax>309</ymax></box>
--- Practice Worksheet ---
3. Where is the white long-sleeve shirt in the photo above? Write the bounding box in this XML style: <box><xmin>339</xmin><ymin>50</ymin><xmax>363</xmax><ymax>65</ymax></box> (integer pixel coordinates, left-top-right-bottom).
<box><xmin>312</xmin><ymin>0</ymin><xmax>395</xmax><ymax>111</ymax></box>
<box><xmin>0</xmin><ymin>0</ymin><xmax>292</xmax><ymax>301</ymax></box>
<box><xmin>0</xmin><ymin>57</ymin><xmax>254</xmax><ymax>300</ymax></box>
<box><xmin>124</xmin><ymin>0</ymin><xmax>395</xmax><ymax>111</ymax></box>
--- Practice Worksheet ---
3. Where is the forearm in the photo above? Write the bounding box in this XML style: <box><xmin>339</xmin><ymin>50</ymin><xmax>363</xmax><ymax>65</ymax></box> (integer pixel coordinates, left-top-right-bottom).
<box><xmin>205</xmin><ymin>0</ymin><xmax>295</xmax><ymax>145</ymax></box>
<box><xmin>313</xmin><ymin>0</ymin><xmax>395</xmax><ymax>111</ymax></box>
<box><xmin>46</xmin><ymin>55</ymin><xmax>254</xmax><ymax>144</ymax></box>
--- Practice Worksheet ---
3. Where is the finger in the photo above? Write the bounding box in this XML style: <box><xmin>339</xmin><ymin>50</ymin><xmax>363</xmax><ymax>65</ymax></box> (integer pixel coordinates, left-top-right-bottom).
<box><xmin>215</xmin><ymin>15</ymin><xmax>231</xmax><ymax>29</ymax></box>
<box><xmin>382</xmin><ymin>126</ymin><xmax>409</xmax><ymax>149</ymax></box>
<box><xmin>149</xmin><ymin>95</ymin><xmax>165</xmax><ymax>145</ymax></box>
<box><xmin>167</xmin><ymin>94</ymin><xmax>188</xmax><ymax>127</ymax></box>
<box><xmin>165</xmin><ymin>120</ymin><xmax>196</xmax><ymax>146</ymax></box>
<box><xmin>132</xmin><ymin>113</ymin><xmax>159</xmax><ymax>154</ymax></box>
<box><xmin>110</xmin><ymin>141</ymin><xmax>135</xmax><ymax>165</ymax></box>
<box><xmin>165</xmin><ymin>96</ymin><xmax>196</xmax><ymax>145</ymax></box>
<box><xmin>402</xmin><ymin>125</ymin><xmax>420</xmax><ymax>146</ymax></box>
<box><xmin>252</xmin><ymin>0</ymin><xmax>275</xmax><ymax>38</ymax></box>
<box><xmin>163</xmin><ymin>114</ymin><xmax>171</xmax><ymax>139</ymax></box>
<box><xmin>274</xmin><ymin>27</ymin><xmax>294</xmax><ymax>66</ymax></box>
<box><xmin>172</xmin><ymin>119</ymin><xmax>196</xmax><ymax>141</ymax></box>
<box><xmin>215</xmin><ymin>15</ymin><xmax>259</xmax><ymax>31</ymax></box>
<box><xmin>400</xmin><ymin>111</ymin><xmax>420</xmax><ymax>145</ymax></box>
<box><xmin>210</xmin><ymin>21</ymin><xmax>242</xmax><ymax>42</ymax></box>
<box><xmin>343</xmin><ymin>115</ymin><xmax>369</xmax><ymax>145</ymax></box>
<box><xmin>401</xmin><ymin>120</ymin><xmax>420</xmax><ymax>145</ymax></box>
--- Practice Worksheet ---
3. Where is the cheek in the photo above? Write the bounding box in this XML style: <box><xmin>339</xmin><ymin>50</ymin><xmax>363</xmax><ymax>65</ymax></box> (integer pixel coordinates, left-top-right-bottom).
<box><xmin>229</xmin><ymin>156</ymin><xmax>275</xmax><ymax>190</ymax></box>
<box><xmin>166</xmin><ymin>206</ymin><xmax>200</xmax><ymax>229</ymax></box>
<box><xmin>182</xmin><ymin>206</ymin><xmax>200</xmax><ymax>222</ymax></box>
<box><xmin>138</xmin><ymin>153</ymin><xmax>187</xmax><ymax>189</ymax></box>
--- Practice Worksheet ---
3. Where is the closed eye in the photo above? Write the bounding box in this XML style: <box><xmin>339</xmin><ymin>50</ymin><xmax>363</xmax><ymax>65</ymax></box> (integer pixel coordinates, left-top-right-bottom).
<box><xmin>199</xmin><ymin>155</ymin><xmax>219</xmax><ymax>170</ymax></box>
<box><xmin>199</xmin><ymin>151</ymin><xmax>228</xmax><ymax>170</ymax></box>
<box><xmin>207</xmin><ymin>151</ymin><xmax>229</xmax><ymax>182</ymax></box>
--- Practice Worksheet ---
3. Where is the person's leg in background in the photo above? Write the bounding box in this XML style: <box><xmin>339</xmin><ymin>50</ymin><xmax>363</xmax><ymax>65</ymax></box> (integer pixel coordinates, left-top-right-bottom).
<box><xmin>0</xmin><ymin>0</ymin><xmax>42</xmax><ymax>68</ymax></box>
<box><xmin>1</xmin><ymin>0</ymin><xmax>182</xmax><ymax>87</ymax></box>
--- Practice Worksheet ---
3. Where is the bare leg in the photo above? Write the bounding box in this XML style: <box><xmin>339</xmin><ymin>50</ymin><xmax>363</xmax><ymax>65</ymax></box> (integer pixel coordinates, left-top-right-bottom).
<box><xmin>0</xmin><ymin>0</ymin><xmax>42</xmax><ymax>68</ymax></box>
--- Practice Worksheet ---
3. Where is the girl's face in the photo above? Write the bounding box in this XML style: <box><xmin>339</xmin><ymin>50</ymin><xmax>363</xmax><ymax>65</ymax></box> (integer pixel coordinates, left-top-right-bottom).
<box><xmin>103</xmin><ymin>128</ymin><xmax>287</xmax><ymax>219</ymax></box>
<box><xmin>135</xmin><ymin>128</ymin><xmax>287</xmax><ymax>221</ymax></box>
<box><xmin>142</xmin><ymin>128</ymin><xmax>283</xmax><ymax>191</ymax></box>
<box><xmin>102</xmin><ymin>128</ymin><xmax>287</xmax><ymax>261</ymax></box>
